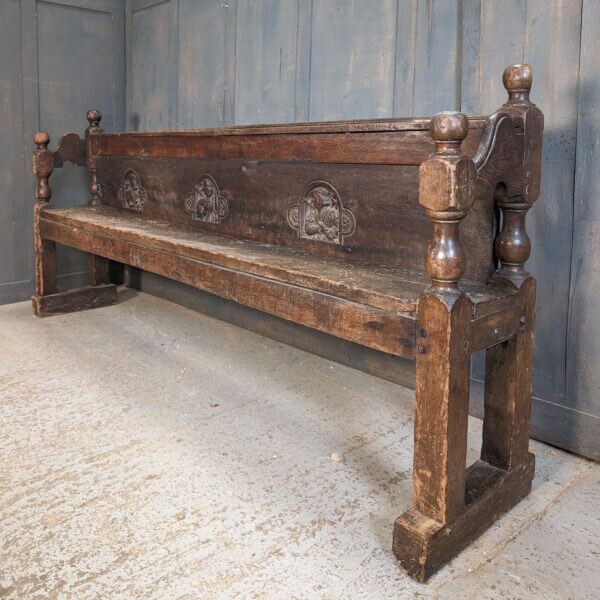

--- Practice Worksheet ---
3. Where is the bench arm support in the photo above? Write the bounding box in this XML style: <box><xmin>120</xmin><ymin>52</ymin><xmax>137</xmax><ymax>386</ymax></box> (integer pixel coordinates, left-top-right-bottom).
<box><xmin>493</xmin><ymin>64</ymin><xmax>544</xmax><ymax>288</ymax></box>
<box><xmin>418</xmin><ymin>112</ymin><xmax>477</xmax><ymax>292</ymax></box>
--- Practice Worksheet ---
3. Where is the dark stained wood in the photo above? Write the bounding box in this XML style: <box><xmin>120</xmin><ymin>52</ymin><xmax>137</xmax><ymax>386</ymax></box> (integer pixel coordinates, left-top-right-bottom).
<box><xmin>39</xmin><ymin>215</ymin><xmax>416</xmax><ymax>358</ymax></box>
<box><xmin>393</xmin><ymin>453</ymin><xmax>535</xmax><ymax>582</ymax></box>
<box><xmin>482</xmin><ymin>278</ymin><xmax>536</xmax><ymax>470</ymax></box>
<box><xmin>39</xmin><ymin>204</ymin><xmax>515</xmax><ymax>318</ymax></box>
<box><xmin>31</xmin><ymin>64</ymin><xmax>543</xmax><ymax>583</ymax></box>
<box><xmin>32</xmin><ymin>284</ymin><xmax>117</xmax><ymax>317</ymax></box>
<box><xmin>52</xmin><ymin>133</ymin><xmax>86</xmax><ymax>168</ymax></box>
<box><xmin>32</xmin><ymin>132</ymin><xmax>57</xmax><ymax>296</ymax></box>
<box><xmin>94</xmin><ymin>155</ymin><xmax>496</xmax><ymax>284</ymax></box>
<box><xmin>413</xmin><ymin>291</ymin><xmax>472</xmax><ymax>524</ymax></box>
<box><xmin>95</xmin><ymin>117</ymin><xmax>485</xmax><ymax>167</ymax></box>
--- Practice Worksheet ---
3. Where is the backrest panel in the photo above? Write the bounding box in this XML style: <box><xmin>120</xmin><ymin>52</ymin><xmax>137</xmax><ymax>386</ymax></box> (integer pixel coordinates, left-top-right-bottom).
<box><xmin>96</xmin><ymin>154</ymin><xmax>496</xmax><ymax>282</ymax></box>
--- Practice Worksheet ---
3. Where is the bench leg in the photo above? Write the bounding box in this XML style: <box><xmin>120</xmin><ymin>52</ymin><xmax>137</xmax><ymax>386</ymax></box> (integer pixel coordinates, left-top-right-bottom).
<box><xmin>482</xmin><ymin>278</ymin><xmax>536</xmax><ymax>471</ymax></box>
<box><xmin>32</xmin><ymin>249</ymin><xmax>117</xmax><ymax>318</ymax></box>
<box><xmin>393</xmin><ymin>289</ymin><xmax>535</xmax><ymax>581</ymax></box>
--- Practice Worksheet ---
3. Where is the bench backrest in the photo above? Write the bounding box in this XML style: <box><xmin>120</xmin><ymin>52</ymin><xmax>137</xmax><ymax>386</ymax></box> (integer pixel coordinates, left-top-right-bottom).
<box><xmin>92</xmin><ymin>118</ymin><xmax>495</xmax><ymax>283</ymax></box>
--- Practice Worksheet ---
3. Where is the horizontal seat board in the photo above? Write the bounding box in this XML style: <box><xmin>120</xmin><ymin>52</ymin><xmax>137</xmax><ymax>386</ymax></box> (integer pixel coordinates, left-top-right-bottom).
<box><xmin>39</xmin><ymin>215</ymin><xmax>416</xmax><ymax>359</ymax></box>
<box><xmin>41</xmin><ymin>205</ymin><xmax>516</xmax><ymax>318</ymax></box>
<box><xmin>95</xmin><ymin>128</ymin><xmax>483</xmax><ymax>166</ymax></box>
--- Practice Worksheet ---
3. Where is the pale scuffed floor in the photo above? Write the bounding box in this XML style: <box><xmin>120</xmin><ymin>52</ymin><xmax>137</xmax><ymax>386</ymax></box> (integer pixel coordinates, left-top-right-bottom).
<box><xmin>0</xmin><ymin>290</ymin><xmax>598</xmax><ymax>599</ymax></box>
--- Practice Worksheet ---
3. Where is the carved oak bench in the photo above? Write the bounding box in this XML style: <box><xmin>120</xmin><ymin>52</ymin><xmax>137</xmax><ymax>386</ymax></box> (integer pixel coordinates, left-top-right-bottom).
<box><xmin>32</xmin><ymin>64</ymin><xmax>543</xmax><ymax>581</ymax></box>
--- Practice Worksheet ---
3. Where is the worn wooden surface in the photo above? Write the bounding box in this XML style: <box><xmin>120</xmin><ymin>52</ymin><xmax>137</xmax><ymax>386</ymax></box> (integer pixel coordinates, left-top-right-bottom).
<box><xmin>394</xmin><ymin>453</ymin><xmax>535</xmax><ymax>582</ymax></box>
<box><xmin>118</xmin><ymin>0</ymin><xmax>598</xmax><ymax>460</ymax></box>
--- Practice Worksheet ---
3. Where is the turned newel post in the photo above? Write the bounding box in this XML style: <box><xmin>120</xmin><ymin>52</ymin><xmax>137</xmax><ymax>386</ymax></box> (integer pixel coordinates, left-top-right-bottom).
<box><xmin>419</xmin><ymin>112</ymin><xmax>477</xmax><ymax>291</ymax></box>
<box><xmin>86</xmin><ymin>109</ymin><xmax>103</xmax><ymax>205</ymax></box>
<box><xmin>33</xmin><ymin>132</ymin><xmax>53</xmax><ymax>205</ymax></box>
<box><xmin>493</xmin><ymin>64</ymin><xmax>544</xmax><ymax>288</ymax></box>
<box><xmin>32</xmin><ymin>131</ymin><xmax>57</xmax><ymax>298</ymax></box>
<box><xmin>407</xmin><ymin>112</ymin><xmax>477</xmax><ymax>526</ymax></box>
<box><xmin>482</xmin><ymin>64</ymin><xmax>543</xmax><ymax>473</ymax></box>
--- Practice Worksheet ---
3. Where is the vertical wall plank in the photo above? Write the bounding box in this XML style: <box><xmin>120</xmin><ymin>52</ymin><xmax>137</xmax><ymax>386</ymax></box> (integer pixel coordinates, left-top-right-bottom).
<box><xmin>128</xmin><ymin>0</ymin><xmax>176</xmax><ymax>130</ymax></box>
<box><xmin>0</xmin><ymin>0</ymin><xmax>24</xmax><ymax>286</ymax></box>
<box><xmin>235</xmin><ymin>0</ymin><xmax>298</xmax><ymax>125</ymax></box>
<box><xmin>411</xmin><ymin>0</ymin><xmax>461</xmax><ymax>114</ymax></box>
<box><xmin>393</xmin><ymin>0</ymin><xmax>418</xmax><ymax>116</ymax></box>
<box><xmin>37</xmin><ymin>0</ymin><xmax>125</xmax><ymax>280</ymax></box>
<box><xmin>460</xmin><ymin>0</ymin><xmax>481</xmax><ymax>115</ymax></box>
<box><xmin>461</xmin><ymin>0</ymin><xmax>582</xmax><ymax>408</ymax></box>
<box><xmin>461</xmin><ymin>0</ymin><xmax>526</xmax><ymax>113</ymax></box>
<box><xmin>522</xmin><ymin>0</ymin><xmax>582</xmax><ymax>405</ymax></box>
<box><xmin>309</xmin><ymin>0</ymin><xmax>397</xmax><ymax>121</ymax></box>
<box><xmin>567</xmin><ymin>0</ymin><xmax>600</xmax><ymax>415</ymax></box>
<box><xmin>294</xmin><ymin>0</ymin><xmax>312</xmax><ymax>122</ymax></box>
<box><xmin>177</xmin><ymin>0</ymin><xmax>229</xmax><ymax>128</ymax></box>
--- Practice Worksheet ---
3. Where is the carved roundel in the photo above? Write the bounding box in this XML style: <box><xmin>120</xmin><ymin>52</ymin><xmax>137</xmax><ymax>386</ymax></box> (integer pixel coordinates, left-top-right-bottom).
<box><xmin>287</xmin><ymin>180</ymin><xmax>356</xmax><ymax>246</ymax></box>
<box><xmin>117</xmin><ymin>169</ymin><xmax>147</xmax><ymax>211</ymax></box>
<box><xmin>184</xmin><ymin>175</ymin><xmax>229</xmax><ymax>224</ymax></box>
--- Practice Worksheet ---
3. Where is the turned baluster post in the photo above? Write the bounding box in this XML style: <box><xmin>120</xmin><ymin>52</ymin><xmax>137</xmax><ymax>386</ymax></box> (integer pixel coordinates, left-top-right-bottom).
<box><xmin>85</xmin><ymin>109</ymin><xmax>110</xmax><ymax>285</ymax></box>
<box><xmin>492</xmin><ymin>64</ymin><xmax>544</xmax><ymax>288</ymax></box>
<box><xmin>32</xmin><ymin>132</ymin><xmax>57</xmax><ymax>297</ymax></box>
<box><xmin>482</xmin><ymin>64</ymin><xmax>543</xmax><ymax>472</ymax></box>
<box><xmin>411</xmin><ymin>113</ymin><xmax>477</xmax><ymax>524</ymax></box>
<box><xmin>420</xmin><ymin>112</ymin><xmax>477</xmax><ymax>292</ymax></box>
<box><xmin>86</xmin><ymin>109</ymin><xmax>103</xmax><ymax>205</ymax></box>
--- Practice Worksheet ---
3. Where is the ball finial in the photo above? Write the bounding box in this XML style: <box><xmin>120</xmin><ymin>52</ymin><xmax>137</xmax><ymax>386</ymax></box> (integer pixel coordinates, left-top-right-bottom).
<box><xmin>86</xmin><ymin>109</ymin><xmax>102</xmax><ymax>128</ymax></box>
<box><xmin>34</xmin><ymin>131</ymin><xmax>50</xmax><ymax>148</ymax></box>
<box><xmin>503</xmin><ymin>64</ymin><xmax>532</xmax><ymax>102</ymax></box>
<box><xmin>429</xmin><ymin>111</ymin><xmax>469</xmax><ymax>146</ymax></box>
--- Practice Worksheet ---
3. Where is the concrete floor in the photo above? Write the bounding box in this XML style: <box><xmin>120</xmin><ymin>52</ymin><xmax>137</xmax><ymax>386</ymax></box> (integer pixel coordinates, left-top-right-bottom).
<box><xmin>0</xmin><ymin>289</ymin><xmax>598</xmax><ymax>599</ymax></box>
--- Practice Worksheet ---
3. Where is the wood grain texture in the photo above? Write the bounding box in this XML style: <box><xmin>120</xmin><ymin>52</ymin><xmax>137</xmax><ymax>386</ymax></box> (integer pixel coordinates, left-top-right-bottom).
<box><xmin>394</xmin><ymin>454</ymin><xmax>535</xmax><ymax>582</ymax></box>
<box><xmin>413</xmin><ymin>292</ymin><xmax>472</xmax><ymax>524</ymax></box>
<box><xmin>235</xmin><ymin>0</ymin><xmax>298</xmax><ymax>125</ymax></box>
<box><xmin>567</xmin><ymin>0</ymin><xmax>600</xmax><ymax>416</ymax></box>
<box><xmin>309</xmin><ymin>0</ymin><xmax>397</xmax><ymax>121</ymax></box>
<box><xmin>92</xmin><ymin>151</ymin><xmax>495</xmax><ymax>283</ymax></box>
<box><xmin>39</xmin><ymin>215</ymin><xmax>416</xmax><ymax>358</ymax></box>
<box><xmin>177</xmin><ymin>0</ymin><xmax>228</xmax><ymax>128</ymax></box>
<box><xmin>39</xmin><ymin>204</ymin><xmax>517</xmax><ymax>318</ymax></box>
<box><xmin>32</xmin><ymin>283</ymin><xmax>117</xmax><ymax>317</ymax></box>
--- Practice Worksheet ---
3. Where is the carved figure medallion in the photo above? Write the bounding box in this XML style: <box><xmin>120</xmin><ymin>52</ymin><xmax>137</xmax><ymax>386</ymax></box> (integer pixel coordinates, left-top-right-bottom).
<box><xmin>117</xmin><ymin>169</ymin><xmax>147</xmax><ymax>211</ymax></box>
<box><xmin>287</xmin><ymin>180</ymin><xmax>356</xmax><ymax>245</ymax></box>
<box><xmin>184</xmin><ymin>175</ymin><xmax>229</xmax><ymax>224</ymax></box>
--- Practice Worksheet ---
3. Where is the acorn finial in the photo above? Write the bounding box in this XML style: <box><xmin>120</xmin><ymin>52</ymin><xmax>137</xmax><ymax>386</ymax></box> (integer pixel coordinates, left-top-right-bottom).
<box><xmin>34</xmin><ymin>131</ymin><xmax>50</xmax><ymax>149</ymax></box>
<box><xmin>503</xmin><ymin>64</ymin><xmax>532</xmax><ymax>104</ymax></box>
<box><xmin>86</xmin><ymin>109</ymin><xmax>102</xmax><ymax>129</ymax></box>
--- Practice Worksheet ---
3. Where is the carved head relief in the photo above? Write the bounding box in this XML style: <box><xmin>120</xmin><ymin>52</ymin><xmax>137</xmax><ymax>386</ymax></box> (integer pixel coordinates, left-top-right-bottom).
<box><xmin>117</xmin><ymin>169</ymin><xmax>147</xmax><ymax>211</ymax></box>
<box><xmin>287</xmin><ymin>180</ymin><xmax>355</xmax><ymax>245</ymax></box>
<box><xmin>184</xmin><ymin>175</ymin><xmax>229</xmax><ymax>224</ymax></box>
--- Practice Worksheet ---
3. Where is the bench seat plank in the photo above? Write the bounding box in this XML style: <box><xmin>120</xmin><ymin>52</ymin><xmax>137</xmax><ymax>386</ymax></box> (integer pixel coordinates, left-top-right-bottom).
<box><xmin>40</xmin><ymin>205</ymin><xmax>516</xmax><ymax>319</ymax></box>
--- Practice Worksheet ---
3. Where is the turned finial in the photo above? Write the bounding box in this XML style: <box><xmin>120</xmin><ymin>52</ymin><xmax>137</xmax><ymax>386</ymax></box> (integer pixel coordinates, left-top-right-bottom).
<box><xmin>32</xmin><ymin>132</ymin><xmax>54</xmax><ymax>202</ymax></box>
<box><xmin>34</xmin><ymin>131</ymin><xmax>50</xmax><ymax>150</ymax></box>
<box><xmin>429</xmin><ymin>111</ymin><xmax>469</xmax><ymax>154</ymax></box>
<box><xmin>420</xmin><ymin>112</ymin><xmax>476</xmax><ymax>291</ymax></box>
<box><xmin>86</xmin><ymin>109</ymin><xmax>102</xmax><ymax>130</ymax></box>
<box><xmin>503</xmin><ymin>64</ymin><xmax>532</xmax><ymax>105</ymax></box>
<box><xmin>85</xmin><ymin>110</ymin><xmax>103</xmax><ymax>205</ymax></box>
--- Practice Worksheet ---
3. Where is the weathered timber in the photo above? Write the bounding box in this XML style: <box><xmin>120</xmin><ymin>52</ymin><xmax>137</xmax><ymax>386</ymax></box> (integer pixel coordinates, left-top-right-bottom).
<box><xmin>31</xmin><ymin>65</ymin><xmax>543</xmax><ymax>582</ymax></box>
<box><xmin>32</xmin><ymin>284</ymin><xmax>117</xmax><ymax>317</ymax></box>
